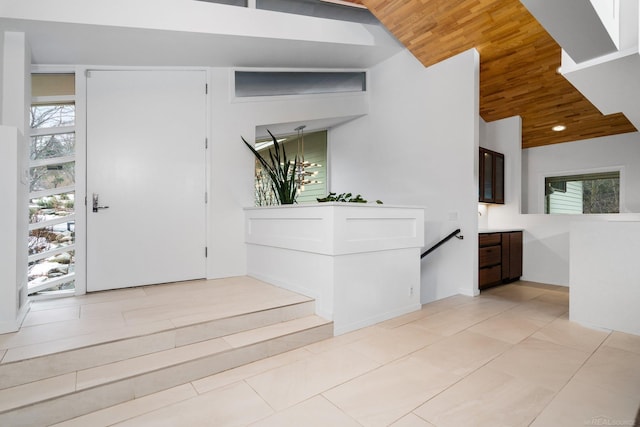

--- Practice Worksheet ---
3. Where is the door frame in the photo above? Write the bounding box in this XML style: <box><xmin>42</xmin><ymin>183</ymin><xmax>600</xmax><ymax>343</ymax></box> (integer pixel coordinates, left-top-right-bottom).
<box><xmin>74</xmin><ymin>66</ymin><xmax>212</xmax><ymax>295</ymax></box>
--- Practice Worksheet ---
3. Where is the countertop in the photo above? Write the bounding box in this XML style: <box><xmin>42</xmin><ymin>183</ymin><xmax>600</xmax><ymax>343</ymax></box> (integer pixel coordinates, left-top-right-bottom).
<box><xmin>479</xmin><ymin>228</ymin><xmax>524</xmax><ymax>234</ymax></box>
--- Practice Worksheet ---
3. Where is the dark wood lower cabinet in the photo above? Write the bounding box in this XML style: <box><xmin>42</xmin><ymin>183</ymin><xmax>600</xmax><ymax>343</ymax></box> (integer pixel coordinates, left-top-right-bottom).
<box><xmin>479</xmin><ymin>264</ymin><xmax>501</xmax><ymax>287</ymax></box>
<box><xmin>479</xmin><ymin>231</ymin><xmax>522</xmax><ymax>289</ymax></box>
<box><xmin>506</xmin><ymin>231</ymin><xmax>522</xmax><ymax>280</ymax></box>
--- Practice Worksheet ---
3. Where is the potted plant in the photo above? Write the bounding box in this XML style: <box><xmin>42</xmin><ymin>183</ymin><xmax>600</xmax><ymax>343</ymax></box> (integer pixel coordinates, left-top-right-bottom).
<box><xmin>242</xmin><ymin>130</ymin><xmax>298</xmax><ymax>205</ymax></box>
<box><xmin>317</xmin><ymin>192</ymin><xmax>383</xmax><ymax>204</ymax></box>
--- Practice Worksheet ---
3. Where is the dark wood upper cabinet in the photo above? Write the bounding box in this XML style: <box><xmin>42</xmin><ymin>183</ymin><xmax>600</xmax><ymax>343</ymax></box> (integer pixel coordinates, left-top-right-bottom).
<box><xmin>479</xmin><ymin>147</ymin><xmax>504</xmax><ymax>204</ymax></box>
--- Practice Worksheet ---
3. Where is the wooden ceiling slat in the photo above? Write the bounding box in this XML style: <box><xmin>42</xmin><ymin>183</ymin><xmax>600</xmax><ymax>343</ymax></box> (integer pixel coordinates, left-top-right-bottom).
<box><xmin>346</xmin><ymin>0</ymin><xmax>637</xmax><ymax>148</ymax></box>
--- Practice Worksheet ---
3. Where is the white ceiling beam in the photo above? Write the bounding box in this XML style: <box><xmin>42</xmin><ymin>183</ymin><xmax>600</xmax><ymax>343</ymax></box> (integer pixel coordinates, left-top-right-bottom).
<box><xmin>520</xmin><ymin>0</ymin><xmax>619</xmax><ymax>63</ymax></box>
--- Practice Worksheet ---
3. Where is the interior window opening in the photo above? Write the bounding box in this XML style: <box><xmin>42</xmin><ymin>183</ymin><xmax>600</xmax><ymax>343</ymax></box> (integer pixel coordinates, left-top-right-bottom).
<box><xmin>545</xmin><ymin>171</ymin><xmax>620</xmax><ymax>214</ymax></box>
<box><xmin>253</xmin><ymin>129</ymin><xmax>328</xmax><ymax>206</ymax></box>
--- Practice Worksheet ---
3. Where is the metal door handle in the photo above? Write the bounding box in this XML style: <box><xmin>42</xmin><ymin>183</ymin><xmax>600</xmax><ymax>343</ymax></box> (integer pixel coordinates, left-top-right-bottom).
<box><xmin>92</xmin><ymin>193</ymin><xmax>110</xmax><ymax>213</ymax></box>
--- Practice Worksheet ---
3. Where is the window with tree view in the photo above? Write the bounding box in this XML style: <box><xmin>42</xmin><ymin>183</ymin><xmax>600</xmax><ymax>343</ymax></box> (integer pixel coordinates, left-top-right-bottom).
<box><xmin>28</xmin><ymin>73</ymin><xmax>76</xmax><ymax>298</ymax></box>
<box><xmin>545</xmin><ymin>171</ymin><xmax>620</xmax><ymax>214</ymax></box>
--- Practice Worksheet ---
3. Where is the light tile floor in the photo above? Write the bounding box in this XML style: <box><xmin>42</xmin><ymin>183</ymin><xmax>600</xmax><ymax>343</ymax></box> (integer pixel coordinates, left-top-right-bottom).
<box><xmin>0</xmin><ymin>276</ymin><xmax>312</xmax><ymax>363</ymax></box>
<box><xmin>37</xmin><ymin>281</ymin><xmax>640</xmax><ymax>426</ymax></box>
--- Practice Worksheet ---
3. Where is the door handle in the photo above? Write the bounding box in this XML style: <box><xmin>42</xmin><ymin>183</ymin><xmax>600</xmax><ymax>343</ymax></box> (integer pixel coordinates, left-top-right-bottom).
<box><xmin>92</xmin><ymin>193</ymin><xmax>110</xmax><ymax>213</ymax></box>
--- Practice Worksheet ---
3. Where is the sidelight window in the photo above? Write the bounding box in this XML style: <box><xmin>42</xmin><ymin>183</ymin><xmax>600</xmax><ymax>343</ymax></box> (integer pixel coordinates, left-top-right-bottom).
<box><xmin>28</xmin><ymin>73</ymin><xmax>76</xmax><ymax>298</ymax></box>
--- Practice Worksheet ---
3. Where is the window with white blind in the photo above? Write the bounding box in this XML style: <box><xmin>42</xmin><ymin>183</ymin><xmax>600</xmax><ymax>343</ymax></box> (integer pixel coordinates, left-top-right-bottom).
<box><xmin>28</xmin><ymin>73</ymin><xmax>76</xmax><ymax>298</ymax></box>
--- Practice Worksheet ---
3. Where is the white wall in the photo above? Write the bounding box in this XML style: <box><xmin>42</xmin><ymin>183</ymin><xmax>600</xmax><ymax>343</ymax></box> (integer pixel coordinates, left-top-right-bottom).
<box><xmin>207</xmin><ymin>69</ymin><xmax>369</xmax><ymax>278</ymax></box>
<box><xmin>482</xmin><ymin>117</ymin><xmax>640</xmax><ymax>287</ymax></box>
<box><xmin>519</xmin><ymin>132</ymin><xmax>640</xmax><ymax>286</ymax></box>
<box><xmin>0</xmin><ymin>32</ymin><xmax>4</xmax><ymax>120</ymax></box>
<box><xmin>58</xmin><ymin>65</ymin><xmax>369</xmax><ymax>291</ymax></box>
<box><xmin>570</xmin><ymin>220</ymin><xmax>640</xmax><ymax>335</ymax></box>
<box><xmin>470</xmin><ymin>100</ymin><xmax>640</xmax><ymax>337</ymax></box>
<box><xmin>524</xmin><ymin>132</ymin><xmax>640</xmax><ymax>214</ymax></box>
<box><xmin>330</xmin><ymin>48</ymin><xmax>480</xmax><ymax>303</ymax></box>
<box><xmin>481</xmin><ymin>117</ymin><xmax>570</xmax><ymax>286</ymax></box>
<box><xmin>491</xmin><ymin>211</ymin><xmax>640</xmax><ymax>287</ymax></box>
<box><xmin>479</xmin><ymin>116</ymin><xmax>522</xmax><ymax>215</ymax></box>
<box><xmin>0</xmin><ymin>32</ymin><xmax>30</xmax><ymax>333</ymax></box>
<box><xmin>590</xmin><ymin>0</ymin><xmax>621</xmax><ymax>48</ymax></box>
<box><xmin>0</xmin><ymin>126</ymin><xmax>22</xmax><ymax>333</ymax></box>
<box><xmin>2</xmin><ymin>32</ymin><xmax>31</xmax><ymax>132</ymax></box>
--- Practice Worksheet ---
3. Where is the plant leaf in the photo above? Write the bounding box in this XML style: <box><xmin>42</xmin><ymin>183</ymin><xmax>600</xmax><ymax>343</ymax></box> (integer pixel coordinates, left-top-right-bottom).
<box><xmin>242</xmin><ymin>131</ymin><xmax>299</xmax><ymax>205</ymax></box>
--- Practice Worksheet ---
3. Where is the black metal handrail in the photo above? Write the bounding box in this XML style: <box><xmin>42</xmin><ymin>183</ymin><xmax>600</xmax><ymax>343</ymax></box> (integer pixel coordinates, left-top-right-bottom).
<box><xmin>421</xmin><ymin>229</ymin><xmax>463</xmax><ymax>259</ymax></box>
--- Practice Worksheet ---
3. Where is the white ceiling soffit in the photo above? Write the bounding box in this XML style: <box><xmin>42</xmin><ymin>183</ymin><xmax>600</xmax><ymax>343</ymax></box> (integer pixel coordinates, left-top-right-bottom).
<box><xmin>559</xmin><ymin>0</ymin><xmax>640</xmax><ymax>131</ymax></box>
<box><xmin>320</xmin><ymin>0</ymin><xmax>367</xmax><ymax>9</ymax></box>
<box><xmin>562</xmin><ymin>50</ymin><xmax>640</xmax><ymax>131</ymax></box>
<box><xmin>519</xmin><ymin>0</ymin><xmax>619</xmax><ymax>63</ymax></box>
<box><xmin>0</xmin><ymin>0</ymin><xmax>403</xmax><ymax>68</ymax></box>
<box><xmin>255</xmin><ymin>115</ymin><xmax>363</xmax><ymax>140</ymax></box>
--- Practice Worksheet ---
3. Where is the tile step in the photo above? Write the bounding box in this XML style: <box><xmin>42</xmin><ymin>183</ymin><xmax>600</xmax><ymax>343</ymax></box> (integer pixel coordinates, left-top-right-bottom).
<box><xmin>0</xmin><ymin>315</ymin><xmax>333</xmax><ymax>427</ymax></box>
<box><xmin>0</xmin><ymin>300</ymin><xmax>316</xmax><ymax>390</ymax></box>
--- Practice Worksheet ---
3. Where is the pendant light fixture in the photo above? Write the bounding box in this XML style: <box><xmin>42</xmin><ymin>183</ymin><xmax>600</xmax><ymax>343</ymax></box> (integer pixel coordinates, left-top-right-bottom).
<box><xmin>294</xmin><ymin>125</ymin><xmax>321</xmax><ymax>192</ymax></box>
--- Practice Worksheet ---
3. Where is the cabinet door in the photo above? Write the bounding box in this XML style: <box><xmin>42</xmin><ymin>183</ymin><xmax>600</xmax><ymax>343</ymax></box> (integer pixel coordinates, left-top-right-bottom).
<box><xmin>479</xmin><ymin>148</ymin><xmax>505</xmax><ymax>204</ymax></box>
<box><xmin>480</xmin><ymin>265</ymin><xmax>501</xmax><ymax>289</ymax></box>
<box><xmin>479</xmin><ymin>245</ymin><xmax>501</xmax><ymax>268</ymax></box>
<box><xmin>480</xmin><ymin>149</ymin><xmax>493</xmax><ymax>202</ymax></box>
<box><xmin>509</xmin><ymin>231</ymin><xmax>523</xmax><ymax>280</ymax></box>
<box><xmin>494</xmin><ymin>153</ymin><xmax>504</xmax><ymax>204</ymax></box>
<box><xmin>501</xmin><ymin>233</ymin><xmax>510</xmax><ymax>280</ymax></box>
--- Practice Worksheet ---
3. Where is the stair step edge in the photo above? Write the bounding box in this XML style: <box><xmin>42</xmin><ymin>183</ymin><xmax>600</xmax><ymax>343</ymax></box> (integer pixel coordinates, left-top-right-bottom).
<box><xmin>76</xmin><ymin>315</ymin><xmax>331</xmax><ymax>390</ymax></box>
<box><xmin>0</xmin><ymin>301</ymin><xmax>317</xmax><ymax>390</ymax></box>
<box><xmin>2</xmin><ymin>299</ymin><xmax>316</xmax><ymax>365</ymax></box>
<box><xmin>0</xmin><ymin>316</ymin><xmax>333</xmax><ymax>414</ymax></box>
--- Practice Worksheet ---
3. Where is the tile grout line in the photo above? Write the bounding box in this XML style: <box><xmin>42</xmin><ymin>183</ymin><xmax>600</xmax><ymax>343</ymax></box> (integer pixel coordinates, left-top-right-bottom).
<box><xmin>1</xmin><ymin>323</ymin><xmax>331</xmax><ymax>417</ymax></box>
<box><xmin>243</xmin><ymin>377</ymin><xmax>280</xmax><ymax>415</ymax></box>
<box><xmin>317</xmin><ymin>394</ymin><xmax>366</xmax><ymax>427</ymax></box>
<box><xmin>396</xmin><ymin>337</ymin><xmax>518</xmax><ymax>426</ymax></box>
<box><xmin>526</xmin><ymin>327</ymin><xmax>613</xmax><ymax>427</ymax></box>
<box><xmin>57</xmin><ymin>383</ymin><xmax>202</xmax><ymax>427</ymax></box>
<box><xmin>392</xmin><ymin>287</ymin><xmax>568</xmax><ymax>426</ymax></box>
<box><xmin>2</xmin><ymin>300</ymin><xmax>316</xmax><ymax>364</ymax></box>
<box><xmin>320</xmin><ymin>293</ymin><xmax>538</xmax><ymax>425</ymax></box>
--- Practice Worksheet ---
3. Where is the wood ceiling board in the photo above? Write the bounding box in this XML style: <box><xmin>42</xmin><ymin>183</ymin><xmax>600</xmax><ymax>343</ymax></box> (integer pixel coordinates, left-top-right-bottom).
<box><xmin>349</xmin><ymin>0</ymin><xmax>637</xmax><ymax>148</ymax></box>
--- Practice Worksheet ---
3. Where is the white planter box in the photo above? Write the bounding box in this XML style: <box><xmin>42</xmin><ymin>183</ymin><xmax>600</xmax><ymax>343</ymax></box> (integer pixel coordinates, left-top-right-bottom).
<box><xmin>245</xmin><ymin>203</ymin><xmax>424</xmax><ymax>334</ymax></box>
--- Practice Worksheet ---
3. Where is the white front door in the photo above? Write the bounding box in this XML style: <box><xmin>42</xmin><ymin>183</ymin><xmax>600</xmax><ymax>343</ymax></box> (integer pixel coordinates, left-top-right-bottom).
<box><xmin>86</xmin><ymin>70</ymin><xmax>207</xmax><ymax>292</ymax></box>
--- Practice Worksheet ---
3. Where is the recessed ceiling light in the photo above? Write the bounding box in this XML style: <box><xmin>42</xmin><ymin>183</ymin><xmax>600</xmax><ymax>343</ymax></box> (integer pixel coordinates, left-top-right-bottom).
<box><xmin>552</xmin><ymin>125</ymin><xmax>566</xmax><ymax>132</ymax></box>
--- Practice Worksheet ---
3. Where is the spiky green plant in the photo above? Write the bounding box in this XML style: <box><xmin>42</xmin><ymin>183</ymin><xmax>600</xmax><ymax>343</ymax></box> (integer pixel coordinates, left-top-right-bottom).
<box><xmin>242</xmin><ymin>130</ymin><xmax>298</xmax><ymax>205</ymax></box>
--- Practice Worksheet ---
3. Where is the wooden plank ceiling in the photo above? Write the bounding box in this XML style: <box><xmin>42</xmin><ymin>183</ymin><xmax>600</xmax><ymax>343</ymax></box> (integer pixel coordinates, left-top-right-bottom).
<box><xmin>345</xmin><ymin>0</ymin><xmax>637</xmax><ymax>148</ymax></box>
